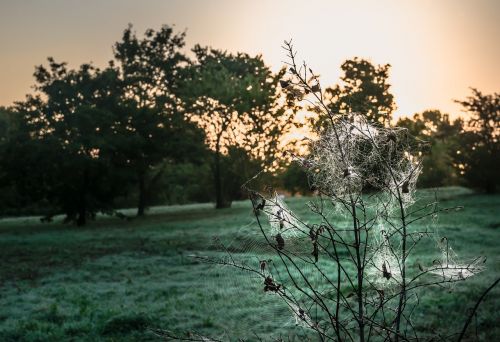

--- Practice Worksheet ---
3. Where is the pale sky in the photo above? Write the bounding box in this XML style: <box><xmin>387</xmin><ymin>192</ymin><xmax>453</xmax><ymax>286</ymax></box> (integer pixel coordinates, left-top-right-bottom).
<box><xmin>0</xmin><ymin>0</ymin><xmax>498</xmax><ymax>119</ymax></box>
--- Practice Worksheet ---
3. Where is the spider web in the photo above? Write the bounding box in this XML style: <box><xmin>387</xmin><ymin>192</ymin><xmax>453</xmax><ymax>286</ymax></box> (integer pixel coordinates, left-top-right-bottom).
<box><xmin>184</xmin><ymin>114</ymin><xmax>484</xmax><ymax>340</ymax></box>
<box><xmin>185</xmin><ymin>204</ymin><xmax>324</xmax><ymax>340</ymax></box>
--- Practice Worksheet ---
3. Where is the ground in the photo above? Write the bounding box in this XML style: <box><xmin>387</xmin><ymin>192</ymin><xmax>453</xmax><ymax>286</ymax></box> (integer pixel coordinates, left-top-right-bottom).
<box><xmin>0</xmin><ymin>187</ymin><xmax>498</xmax><ymax>341</ymax></box>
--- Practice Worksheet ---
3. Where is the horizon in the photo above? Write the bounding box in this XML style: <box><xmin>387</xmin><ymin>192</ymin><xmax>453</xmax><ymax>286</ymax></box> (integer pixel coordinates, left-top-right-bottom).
<box><xmin>0</xmin><ymin>0</ymin><xmax>498</xmax><ymax>119</ymax></box>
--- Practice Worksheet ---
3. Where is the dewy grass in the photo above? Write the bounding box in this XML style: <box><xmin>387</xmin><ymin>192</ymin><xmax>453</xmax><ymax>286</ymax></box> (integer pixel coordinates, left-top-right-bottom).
<box><xmin>0</xmin><ymin>188</ymin><xmax>499</xmax><ymax>341</ymax></box>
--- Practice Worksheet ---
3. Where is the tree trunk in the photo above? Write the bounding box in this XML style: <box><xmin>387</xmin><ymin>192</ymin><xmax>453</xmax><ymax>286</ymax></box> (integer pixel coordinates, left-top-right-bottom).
<box><xmin>77</xmin><ymin>168</ymin><xmax>89</xmax><ymax>226</ymax></box>
<box><xmin>76</xmin><ymin>206</ymin><xmax>86</xmax><ymax>226</ymax></box>
<box><xmin>137</xmin><ymin>174</ymin><xmax>146</xmax><ymax>216</ymax></box>
<box><xmin>214</xmin><ymin>150</ymin><xmax>224</xmax><ymax>208</ymax></box>
<box><xmin>213</xmin><ymin>149</ymin><xmax>230</xmax><ymax>209</ymax></box>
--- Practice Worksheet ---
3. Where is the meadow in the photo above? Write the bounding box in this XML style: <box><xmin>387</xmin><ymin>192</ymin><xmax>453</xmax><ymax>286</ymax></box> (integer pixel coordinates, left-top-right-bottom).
<box><xmin>0</xmin><ymin>187</ymin><xmax>499</xmax><ymax>341</ymax></box>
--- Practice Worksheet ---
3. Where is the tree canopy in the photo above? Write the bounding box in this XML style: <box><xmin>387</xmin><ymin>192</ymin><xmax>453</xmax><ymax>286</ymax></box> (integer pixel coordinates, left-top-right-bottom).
<box><xmin>0</xmin><ymin>25</ymin><xmax>497</xmax><ymax>225</ymax></box>
<box><xmin>179</xmin><ymin>46</ymin><xmax>298</xmax><ymax>208</ymax></box>
<box><xmin>454</xmin><ymin>89</ymin><xmax>499</xmax><ymax>193</ymax></box>
<box><xmin>322</xmin><ymin>58</ymin><xmax>396</xmax><ymax>127</ymax></box>
<box><xmin>113</xmin><ymin>24</ymin><xmax>206</xmax><ymax>215</ymax></box>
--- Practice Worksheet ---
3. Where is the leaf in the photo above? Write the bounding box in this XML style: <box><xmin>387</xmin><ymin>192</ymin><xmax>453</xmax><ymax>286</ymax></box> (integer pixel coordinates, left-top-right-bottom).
<box><xmin>279</xmin><ymin>80</ymin><xmax>290</xmax><ymax>88</ymax></box>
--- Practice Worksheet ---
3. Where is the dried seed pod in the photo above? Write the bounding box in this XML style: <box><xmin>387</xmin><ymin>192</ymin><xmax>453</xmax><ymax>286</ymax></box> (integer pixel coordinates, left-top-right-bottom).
<box><xmin>317</xmin><ymin>225</ymin><xmax>325</xmax><ymax>235</ymax></box>
<box><xmin>280</xmin><ymin>80</ymin><xmax>290</xmax><ymax>88</ymax></box>
<box><xmin>387</xmin><ymin>132</ymin><xmax>397</xmax><ymax>143</ymax></box>
<box><xmin>255</xmin><ymin>198</ymin><xmax>266</xmax><ymax>211</ymax></box>
<box><xmin>343</xmin><ymin>168</ymin><xmax>351</xmax><ymax>178</ymax></box>
<box><xmin>298</xmin><ymin>308</ymin><xmax>305</xmax><ymax>320</ymax></box>
<box><xmin>260</xmin><ymin>260</ymin><xmax>266</xmax><ymax>273</ymax></box>
<box><xmin>264</xmin><ymin>276</ymin><xmax>280</xmax><ymax>292</ymax></box>
<box><xmin>382</xmin><ymin>261</ymin><xmax>392</xmax><ymax>279</ymax></box>
<box><xmin>402</xmin><ymin>180</ymin><xmax>410</xmax><ymax>193</ymax></box>
<box><xmin>276</xmin><ymin>208</ymin><xmax>285</xmax><ymax>229</ymax></box>
<box><xmin>275</xmin><ymin>233</ymin><xmax>285</xmax><ymax>250</ymax></box>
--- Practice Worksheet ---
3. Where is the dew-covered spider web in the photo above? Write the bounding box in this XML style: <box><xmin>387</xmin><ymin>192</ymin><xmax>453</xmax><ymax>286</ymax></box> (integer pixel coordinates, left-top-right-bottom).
<box><xmin>184</xmin><ymin>195</ymin><xmax>328</xmax><ymax>340</ymax></box>
<box><xmin>183</xmin><ymin>114</ymin><xmax>484</xmax><ymax>341</ymax></box>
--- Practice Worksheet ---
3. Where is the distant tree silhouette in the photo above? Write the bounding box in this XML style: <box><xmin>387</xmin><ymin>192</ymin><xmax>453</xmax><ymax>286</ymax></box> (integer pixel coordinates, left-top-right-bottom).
<box><xmin>455</xmin><ymin>89</ymin><xmax>499</xmax><ymax>193</ymax></box>
<box><xmin>319</xmin><ymin>58</ymin><xmax>395</xmax><ymax>127</ymax></box>
<box><xmin>113</xmin><ymin>24</ymin><xmax>206</xmax><ymax>216</ymax></box>
<box><xmin>0</xmin><ymin>106</ymin><xmax>26</xmax><ymax>212</ymax></box>
<box><xmin>397</xmin><ymin>110</ymin><xmax>463</xmax><ymax>188</ymax></box>
<box><xmin>13</xmin><ymin>60</ymin><xmax>126</xmax><ymax>225</ymax></box>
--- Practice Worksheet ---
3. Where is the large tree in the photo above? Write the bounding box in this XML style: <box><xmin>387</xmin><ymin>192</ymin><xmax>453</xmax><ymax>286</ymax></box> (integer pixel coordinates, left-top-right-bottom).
<box><xmin>0</xmin><ymin>106</ymin><xmax>25</xmax><ymax>212</ymax></box>
<box><xmin>12</xmin><ymin>59</ymin><xmax>127</xmax><ymax>225</ymax></box>
<box><xmin>321</xmin><ymin>58</ymin><xmax>395</xmax><ymax>127</ymax></box>
<box><xmin>113</xmin><ymin>25</ymin><xmax>206</xmax><ymax>216</ymax></box>
<box><xmin>454</xmin><ymin>88</ymin><xmax>499</xmax><ymax>193</ymax></box>
<box><xmin>179</xmin><ymin>46</ymin><xmax>297</xmax><ymax>208</ymax></box>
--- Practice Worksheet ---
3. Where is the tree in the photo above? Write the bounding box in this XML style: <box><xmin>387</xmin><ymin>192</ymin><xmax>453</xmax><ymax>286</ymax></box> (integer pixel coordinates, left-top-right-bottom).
<box><xmin>13</xmin><ymin>59</ymin><xmax>126</xmax><ymax>225</ymax></box>
<box><xmin>281</xmin><ymin>162</ymin><xmax>310</xmax><ymax>196</ymax></box>
<box><xmin>397</xmin><ymin>110</ymin><xmax>463</xmax><ymax>188</ymax></box>
<box><xmin>455</xmin><ymin>89</ymin><xmax>499</xmax><ymax>193</ymax></box>
<box><xmin>0</xmin><ymin>106</ymin><xmax>25</xmax><ymax>213</ymax></box>
<box><xmin>321</xmin><ymin>58</ymin><xmax>395</xmax><ymax>127</ymax></box>
<box><xmin>113</xmin><ymin>24</ymin><xmax>206</xmax><ymax>216</ymax></box>
<box><xmin>179</xmin><ymin>46</ymin><xmax>297</xmax><ymax>208</ymax></box>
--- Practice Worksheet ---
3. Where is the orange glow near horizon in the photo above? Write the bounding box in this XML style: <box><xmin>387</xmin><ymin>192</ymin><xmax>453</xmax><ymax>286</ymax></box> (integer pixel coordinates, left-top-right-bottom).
<box><xmin>0</xmin><ymin>0</ymin><xmax>498</xmax><ymax>120</ymax></box>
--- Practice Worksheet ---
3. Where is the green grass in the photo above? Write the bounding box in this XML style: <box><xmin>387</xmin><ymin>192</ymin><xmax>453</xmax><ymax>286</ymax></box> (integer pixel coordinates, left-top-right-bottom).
<box><xmin>0</xmin><ymin>187</ymin><xmax>499</xmax><ymax>341</ymax></box>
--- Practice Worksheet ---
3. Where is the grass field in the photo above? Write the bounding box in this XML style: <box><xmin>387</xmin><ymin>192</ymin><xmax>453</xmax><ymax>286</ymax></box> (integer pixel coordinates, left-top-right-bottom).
<box><xmin>0</xmin><ymin>187</ymin><xmax>499</xmax><ymax>341</ymax></box>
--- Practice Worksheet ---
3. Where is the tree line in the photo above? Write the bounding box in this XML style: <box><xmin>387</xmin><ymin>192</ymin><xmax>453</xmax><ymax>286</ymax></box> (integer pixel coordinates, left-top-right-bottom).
<box><xmin>0</xmin><ymin>25</ymin><xmax>498</xmax><ymax>224</ymax></box>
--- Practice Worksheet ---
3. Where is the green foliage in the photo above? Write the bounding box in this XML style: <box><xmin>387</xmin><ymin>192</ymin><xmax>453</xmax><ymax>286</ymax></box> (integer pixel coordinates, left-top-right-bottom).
<box><xmin>0</xmin><ymin>23</ymin><xmax>497</xmax><ymax>221</ymax></box>
<box><xmin>454</xmin><ymin>89</ymin><xmax>499</xmax><ymax>193</ymax></box>
<box><xmin>113</xmin><ymin>25</ymin><xmax>207</xmax><ymax>215</ymax></box>
<box><xmin>281</xmin><ymin>162</ymin><xmax>310</xmax><ymax>196</ymax></box>
<box><xmin>149</xmin><ymin>162</ymin><xmax>213</xmax><ymax>205</ymax></box>
<box><xmin>0</xmin><ymin>107</ymin><xmax>27</xmax><ymax>212</ymax></box>
<box><xmin>179</xmin><ymin>47</ymin><xmax>296</xmax><ymax>208</ymax></box>
<box><xmin>220</xmin><ymin>146</ymin><xmax>265</xmax><ymax>201</ymax></box>
<box><xmin>321</xmin><ymin>58</ymin><xmax>395</xmax><ymax>127</ymax></box>
<box><xmin>397</xmin><ymin>98</ymin><xmax>499</xmax><ymax>193</ymax></box>
<box><xmin>397</xmin><ymin>110</ymin><xmax>463</xmax><ymax>188</ymax></box>
<box><xmin>10</xmin><ymin>62</ymin><xmax>128</xmax><ymax>225</ymax></box>
<box><xmin>0</xmin><ymin>25</ymin><xmax>208</xmax><ymax>222</ymax></box>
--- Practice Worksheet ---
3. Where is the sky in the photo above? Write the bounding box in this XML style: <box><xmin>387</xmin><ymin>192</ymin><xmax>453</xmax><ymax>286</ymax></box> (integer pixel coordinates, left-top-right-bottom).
<box><xmin>0</xmin><ymin>0</ymin><xmax>498</xmax><ymax>119</ymax></box>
